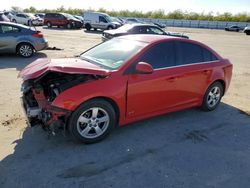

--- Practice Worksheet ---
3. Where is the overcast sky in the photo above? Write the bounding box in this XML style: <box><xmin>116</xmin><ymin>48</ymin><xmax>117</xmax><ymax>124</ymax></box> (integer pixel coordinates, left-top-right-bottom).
<box><xmin>1</xmin><ymin>0</ymin><xmax>250</xmax><ymax>14</ymax></box>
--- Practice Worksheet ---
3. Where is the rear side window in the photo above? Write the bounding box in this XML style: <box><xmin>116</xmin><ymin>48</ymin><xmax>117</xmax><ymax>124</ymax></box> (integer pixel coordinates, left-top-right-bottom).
<box><xmin>137</xmin><ymin>42</ymin><xmax>176</xmax><ymax>69</ymax></box>
<box><xmin>0</xmin><ymin>25</ymin><xmax>20</xmax><ymax>34</ymax></box>
<box><xmin>203</xmin><ymin>48</ymin><xmax>218</xmax><ymax>62</ymax></box>
<box><xmin>175</xmin><ymin>41</ymin><xmax>218</xmax><ymax>65</ymax></box>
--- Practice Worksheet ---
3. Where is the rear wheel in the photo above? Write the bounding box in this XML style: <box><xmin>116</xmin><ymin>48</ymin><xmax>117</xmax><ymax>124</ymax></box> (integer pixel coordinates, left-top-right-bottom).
<box><xmin>68</xmin><ymin>99</ymin><xmax>116</xmax><ymax>144</ymax></box>
<box><xmin>85</xmin><ymin>24</ymin><xmax>91</xmax><ymax>31</ymax></box>
<box><xmin>17</xmin><ymin>43</ymin><xmax>34</xmax><ymax>58</ymax></box>
<box><xmin>12</xmin><ymin>19</ymin><xmax>16</xmax><ymax>23</ymax></box>
<box><xmin>201</xmin><ymin>81</ymin><xmax>224</xmax><ymax>111</ymax></box>
<box><xmin>47</xmin><ymin>22</ymin><xmax>52</xmax><ymax>28</ymax></box>
<box><xmin>246</xmin><ymin>31</ymin><xmax>250</xmax><ymax>35</ymax></box>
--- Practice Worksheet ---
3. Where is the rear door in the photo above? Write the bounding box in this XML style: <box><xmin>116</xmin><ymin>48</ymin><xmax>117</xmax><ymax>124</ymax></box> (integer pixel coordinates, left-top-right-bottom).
<box><xmin>173</xmin><ymin>41</ymin><xmax>218</xmax><ymax>105</ymax></box>
<box><xmin>0</xmin><ymin>24</ymin><xmax>20</xmax><ymax>53</ymax></box>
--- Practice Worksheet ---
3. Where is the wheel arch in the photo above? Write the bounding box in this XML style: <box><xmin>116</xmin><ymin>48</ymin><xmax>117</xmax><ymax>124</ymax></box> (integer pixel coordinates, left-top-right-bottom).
<box><xmin>75</xmin><ymin>96</ymin><xmax>120</xmax><ymax>126</ymax></box>
<box><xmin>16</xmin><ymin>42</ymin><xmax>35</xmax><ymax>53</ymax></box>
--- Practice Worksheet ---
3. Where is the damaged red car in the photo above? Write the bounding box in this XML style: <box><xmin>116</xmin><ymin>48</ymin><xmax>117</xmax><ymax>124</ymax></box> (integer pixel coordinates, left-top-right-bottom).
<box><xmin>19</xmin><ymin>35</ymin><xmax>233</xmax><ymax>143</ymax></box>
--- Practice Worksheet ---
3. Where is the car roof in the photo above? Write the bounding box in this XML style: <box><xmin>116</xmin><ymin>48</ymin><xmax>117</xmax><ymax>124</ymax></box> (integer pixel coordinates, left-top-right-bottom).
<box><xmin>0</xmin><ymin>21</ymin><xmax>31</xmax><ymax>28</ymax></box>
<box><xmin>127</xmin><ymin>23</ymin><xmax>158</xmax><ymax>27</ymax></box>
<box><xmin>117</xmin><ymin>34</ymin><xmax>181</xmax><ymax>43</ymax></box>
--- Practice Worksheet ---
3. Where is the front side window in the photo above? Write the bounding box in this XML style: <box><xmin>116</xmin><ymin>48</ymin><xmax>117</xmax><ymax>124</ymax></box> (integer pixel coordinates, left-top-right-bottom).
<box><xmin>137</xmin><ymin>42</ymin><xmax>176</xmax><ymax>69</ymax></box>
<box><xmin>146</xmin><ymin>27</ymin><xmax>165</xmax><ymax>35</ymax></box>
<box><xmin>99</xmin><ymin>16</ymin><xmax>107</xmax><ymax>23</ymax></box>
<box><xmin>80</xmin><ymin>38</ymin><xmax>147</xmax><ymax>70</ymax></box>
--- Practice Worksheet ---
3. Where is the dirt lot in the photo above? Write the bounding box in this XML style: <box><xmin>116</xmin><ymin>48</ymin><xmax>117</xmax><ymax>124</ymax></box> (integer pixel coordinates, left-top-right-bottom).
<box><xmin>0</xmin><ymin>27</ymin><xmax>250</xmax><ymax>188</ymax></box>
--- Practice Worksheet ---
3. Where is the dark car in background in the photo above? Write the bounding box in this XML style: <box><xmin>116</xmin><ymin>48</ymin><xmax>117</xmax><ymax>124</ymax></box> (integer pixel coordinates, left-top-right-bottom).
<box><xmin>44</xmin><ymin>13</ymin><xmax>83</xmax><ymax>29</ymax></box>
<box><xmin>224</xmin><ymin>25</ymin><xmax>241</xmax><ymax>32</ymax></box>
<box><xmin>102</xmin><ymin>24</ymin><xmax>189</xmax><ymax>41</ymax></box>
<box><xmin>0</xmin><ymin>22</ymin><xmax>48</xmax><ymax>57</ymax></box>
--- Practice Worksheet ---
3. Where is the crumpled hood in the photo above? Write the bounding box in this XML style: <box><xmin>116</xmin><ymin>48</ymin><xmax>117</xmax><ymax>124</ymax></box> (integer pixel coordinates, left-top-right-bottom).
<box><xmin>19</xmin><ymin>58</ymin><xmax>110</xmax><ymax>81</ymax></box>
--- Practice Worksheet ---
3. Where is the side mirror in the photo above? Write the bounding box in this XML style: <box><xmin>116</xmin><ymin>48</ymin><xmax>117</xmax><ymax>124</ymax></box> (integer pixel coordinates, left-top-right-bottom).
<box><xmin>135</xmin><ymin>62</ymin><xmax>154</xmax><ymax>74</ymax></box>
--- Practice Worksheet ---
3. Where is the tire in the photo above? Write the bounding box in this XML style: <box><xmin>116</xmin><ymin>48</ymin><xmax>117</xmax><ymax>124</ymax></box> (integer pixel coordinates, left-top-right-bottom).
<box><xmin>68</xmin><ymin>99</ymin><xmax>116</xmax><ymax>144</ymax></box>
<box><xmin>47</xmin><ymin>22</ymin><xmax>52</xmax><ymax>28</ymax></box>
<box><xmin>246</xmin><ymin>31</ymin><xmax>250</xmax><ymax>35</ymax></box>
<box><xmin>17</xmin><ymin>43</ymin><xmax>34</xmax><ymax>58</ymax></box>
<box><xmin>201</xmin><ymin>81</ymin><xmax>224</xmax><ymax>111</ymax></box>
<box><xmin>12</xmin><ymin>19</ymin><xmax>16</xmax><ymax>23</ymax></box>
<box><xmin>28</xmin><ymin>20</ymin><xmax>32</xmax><ymax>26</ymax></box>
<box><xmin>66</xmin><ymin>23</ymin><xmax>72</xmax><ymax>29</ymax></box>
<box><xmin>236</xmin><ymin>29</ymin><xmax>239</xmax><ymax>32</ymax></box>
<box><xmin>107</xmin><ymin>25</ymin><xmax>114</xmax><ymax>30</ymax></box>
<box><xmin>85</xmin><ymin>24</ymin><xmax>91</xmax><ymax>31</ymax></box>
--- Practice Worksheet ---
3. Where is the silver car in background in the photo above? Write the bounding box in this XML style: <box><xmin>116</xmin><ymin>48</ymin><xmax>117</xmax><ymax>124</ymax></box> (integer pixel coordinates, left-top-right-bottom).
<box><xmin>0</xmin><ymin>22</ymin><xmax>48</xmax><ymax>57</ymax></box>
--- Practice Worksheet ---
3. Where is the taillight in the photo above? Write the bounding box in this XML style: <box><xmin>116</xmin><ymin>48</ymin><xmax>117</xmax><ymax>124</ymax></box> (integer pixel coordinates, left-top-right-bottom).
<box><xmin>32</xmin><ymin>31</ymin><xmax>43</xmax><ymax>38</ymax></box>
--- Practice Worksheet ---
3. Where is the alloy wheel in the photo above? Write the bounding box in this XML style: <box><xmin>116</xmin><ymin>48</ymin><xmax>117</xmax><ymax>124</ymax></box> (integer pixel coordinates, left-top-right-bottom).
<box><xmin>206</xmin><ymin>86</ymin><xmax>221</xmax><ymax>108</ymax></box>
<box><xmin>77</xmin><ymin>107</ymin><xmax>110</xmax><ymax>139</ymax></box>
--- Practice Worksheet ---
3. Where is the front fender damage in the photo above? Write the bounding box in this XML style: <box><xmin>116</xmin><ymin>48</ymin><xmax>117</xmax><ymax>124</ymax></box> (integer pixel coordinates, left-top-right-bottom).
<box><xmin>20</xmin><ymin>71</ymin><xmax>105</xmax><ymax>134</ymax></box>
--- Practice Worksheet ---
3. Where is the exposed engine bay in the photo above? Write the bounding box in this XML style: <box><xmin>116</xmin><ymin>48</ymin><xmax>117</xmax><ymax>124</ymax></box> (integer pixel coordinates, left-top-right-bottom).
<box><xmin>21</xmin><ymin>71</ymin><xmax>102</xmax><ymax>133</ymax></box>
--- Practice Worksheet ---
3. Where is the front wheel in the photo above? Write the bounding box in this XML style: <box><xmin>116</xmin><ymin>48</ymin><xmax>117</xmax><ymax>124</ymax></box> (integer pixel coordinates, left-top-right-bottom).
<box><xmin>66</xmin><ymin>23</ymin><xmax>72</xmax><ymax>29</ymax></box>
<box><xmin>68</xmin><ymin>99</ymin><xmax>116</xmax><ymax>144</ymax></box>
<box><xmin>201</xmin><ymin>81</ymin><xmax>224</xmax><ymax>111</ymax></box>
<box><xmin>107</xmin><ymin>25</ymin><xmax>114</xmax><ymax>30</ymax></box>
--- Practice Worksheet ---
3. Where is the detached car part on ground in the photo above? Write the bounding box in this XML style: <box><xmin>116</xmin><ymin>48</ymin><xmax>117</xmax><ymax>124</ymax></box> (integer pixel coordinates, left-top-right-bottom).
<box><xmin>19</xmin><ymin>35</ymin><xmax>232</xmax><ymax>144</ymax></box>
<box><xmin>0</xmin><ymin>22</ymin><xmax>48</xmax><ymax>57</ymax></box>
<box><xmin>102</xmin><ymin>24</ymin><xmax>188</xmax><ymax>42</ymax></box>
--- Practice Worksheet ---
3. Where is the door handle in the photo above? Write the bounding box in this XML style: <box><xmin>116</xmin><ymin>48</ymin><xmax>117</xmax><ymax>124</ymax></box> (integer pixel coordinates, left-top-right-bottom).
<box><xmin>202</xmin><ymin>70</ymin><xmax>210</xmax><ymax>75</ymax></box>
<box><xmin>166</xmin><ymin>77</ymin><xmax>177</xmax><ymax>82</ymax></box>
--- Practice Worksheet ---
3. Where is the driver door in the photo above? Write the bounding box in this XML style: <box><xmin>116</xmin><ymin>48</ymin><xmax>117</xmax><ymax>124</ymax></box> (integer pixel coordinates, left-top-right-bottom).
<box><xmin>126</xmin><ymin>41</ymin><xmax>179</xmax><ymax>118</ymax></box>
<box><xmin>98</xmin><ymin>16</ymin><xmax>108</xmax><ymax>30</ymax></box>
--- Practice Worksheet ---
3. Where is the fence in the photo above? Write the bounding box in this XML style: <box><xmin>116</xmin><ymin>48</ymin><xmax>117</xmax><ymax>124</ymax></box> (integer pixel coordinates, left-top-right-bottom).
<box><xmin>131</xmin><ymin>17</ymin><xmax>250</xmax><ymax>29</ymax></box>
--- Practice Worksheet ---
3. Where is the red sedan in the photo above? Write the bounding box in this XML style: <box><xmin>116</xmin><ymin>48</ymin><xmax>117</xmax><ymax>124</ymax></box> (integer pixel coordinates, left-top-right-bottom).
<box><xmin>19</xmin><ymin>35</ymin><xmax>233</xmax><ymax>143</ymax></box>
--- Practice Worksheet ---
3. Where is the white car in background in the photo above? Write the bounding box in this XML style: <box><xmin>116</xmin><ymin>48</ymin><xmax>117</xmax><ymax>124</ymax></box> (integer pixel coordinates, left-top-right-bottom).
<box><xmin>243</xmin><ymin>26</ymin><xmax>250</xmax><ymax>35</ymax></box>
<box><xmin>12</xmin><ymin>13</ymin><xmax>43</xmax><ymax>26</ymax></box>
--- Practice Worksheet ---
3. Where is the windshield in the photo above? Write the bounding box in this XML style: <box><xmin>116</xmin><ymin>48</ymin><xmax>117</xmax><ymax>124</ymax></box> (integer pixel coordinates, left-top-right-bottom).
<box><xmin>62</xmin><ymin>13</ymin><xmax>75</xmax><ymax>20</ymax></box>
<box><xmin>80</xmin><ymin>38</ymin><xmax>147</xmax><ymax>70</ymax></box>
<box><xmin>104</xmin><ymin>15</ymin><xmax>112</xmax><ymax>22</ymax></box>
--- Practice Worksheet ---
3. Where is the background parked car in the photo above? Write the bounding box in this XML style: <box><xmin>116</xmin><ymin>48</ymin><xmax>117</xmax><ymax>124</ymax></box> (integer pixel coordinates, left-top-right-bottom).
<box><xmin>83</xmin><ymin>12</ymin><xmax>121</xmax><ymax>31</ymax></box>
<box><xmin>12</xmin><ymin>13</ymin><xmax>43</xmax><ymax>26</ymax></box>
<box><xmin>34</xmin><ymin>13</ymin><xmax>45</xmax><ymax>19</ymax></box>
<box><xmin>102</xmin><ymin>24</ymin><xmax>189</xmax><ymax>41</ymax></box>
<box><xmin>74</xmin><ymin>15</ymin><xmax>84</xmax><ymax>22</ymax></box>
<box><xmin>0</xmin><ymin>22</ymin><xmax>48</xmax><ymax>57</ymax></box>
<box><xmin>224</xmin><ymin>25</ymin><xmax>242</xmax><ymax>32</ymax></box>
<box><xmin>0</xmin><ymin>13</ymin><xmax>10</xmax><ymax>22</ymax></box>
<box><xmin>44</xmin><ymin>13</ymin><xmax>83</xmax><ymax>29</ymax></box>
<box><xmin>3</xmin><ymin>11</ymin><xmax>14</xmax><ymax>20</ymax></box>
<box><xmin>243</xmin><ymin>26</ymin><xmax>250</xmax><ymax>35</ymax></box>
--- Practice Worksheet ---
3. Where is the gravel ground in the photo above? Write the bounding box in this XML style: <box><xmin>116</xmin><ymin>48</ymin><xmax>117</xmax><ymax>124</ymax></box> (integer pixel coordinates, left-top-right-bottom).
<box><xmin>0</xmin><ymin>27</ymin><xmax>249</xmax><ymax>188</ymax></box>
